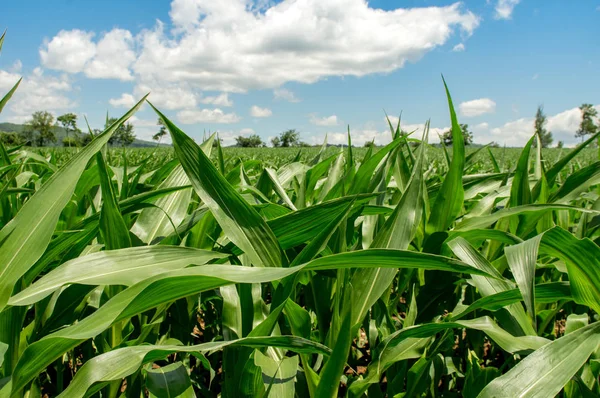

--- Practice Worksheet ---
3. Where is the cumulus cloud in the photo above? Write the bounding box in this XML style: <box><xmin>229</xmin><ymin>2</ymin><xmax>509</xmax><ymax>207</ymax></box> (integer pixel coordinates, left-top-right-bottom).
<box><xmin>40</xmin><ymin>30</ymin><xmax>96</xmax><ymax>74</ymax></box>
<box><xmin>473</xmin><ymin>104</ymin><xmax>600</xmax><ymax>146</ymax></box>
<box><xmin>132</xmin><ymin>1</ymin><xmax>479</xmax><ymax>92</ymax></box>
<box><xmin>43</xmin><ymin>0</ymin><xmax>478</xmax><ymax>96</ymax></box>
<box><xmin>176</xmin><ymin>108</ymin><xmax>241</xmax><ymax>124</ymax></box>
<box><xmin>201</xmin><ymin>93</ymin><xmax>233</xmax><ymax>107</ymax></box>
<box><xmin>136</xmin><ymin>82</ymin><xmax>198</xmax><ymax>110</ymax></box>
<box><xmin>453</xmin><ymin>43</ymin><xmax>465</xmax><ymax>52</ymax></box>
<box><xmin>109</xmin><ymin>93</ymin><xmax>136</xmax><ymax>108</ymax></box>
<box><xmin>84</xmin><ymin>29</ymin><xmax>136</xmax><ymax>80</ymax></box>
<box><xmin>459</xmin><ymin>98</ymin><xmax>496</xmax><ymax>117</ymax></box>
<box><xmin>494</xmin><ymin>0</ymin><xmax>520</xmax><ymax>20</ymax></box>
<box><xmin>250</xmin><ymin>105</ymin><xmax>272</xmax><ymax>117</ymax></box>
<box><xmin>217</xmin><ymin>127</ymin><xmax>256</xmax><ymax>146</ymax></box>
<box><xmin>0</xmin><ymin>67</ymin><xmax>75</xmax><ymax>120</ymax></box>
<box><xmin>274</xmin><ymin>88</ymin><xmax>301</xmax><ymax>103</ymax></box>
<box><xmin>40</xmin><ymin>28</ymin><xmax>135</xmax><ymax>81</ymax></box>
<box><xmin>310</xmin><ymin>120</ymin><xmax>448</xmax><ymax>147</ymax></box>
<box><xmin>310</xmin><ymin>114</ymin><xmax>339</xmax><ymax>126</ymax></box>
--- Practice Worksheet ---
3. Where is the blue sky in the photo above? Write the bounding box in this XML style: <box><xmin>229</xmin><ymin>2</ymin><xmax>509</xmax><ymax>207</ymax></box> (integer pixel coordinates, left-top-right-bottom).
<box><xmin>0</xmin><ymin>0</ymin><xmax>599</xmax><ymax>146</ymax></box>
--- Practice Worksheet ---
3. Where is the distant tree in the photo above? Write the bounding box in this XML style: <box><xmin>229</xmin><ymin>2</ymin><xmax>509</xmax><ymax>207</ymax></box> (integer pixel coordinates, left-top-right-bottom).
<box><xmin>25</xmin><ymin>111</ymin><xmax>56</xmax><ymax>146</ymax></box>
<box><xmin>280</xmin><ymin>129</ymin><xmax>300</xmax><ymax>147</ymax></box>
<box><xmin>575</xmin><ymin>104</ymin><xmax>598</xmax><ymax>142</ymax></box>
<box><xmin>0</xmin><ymin>131</ymin><xmax>24</xmax><ymax>146</ymax></box>
<box><xmin>235</xmin><ymin>134</ymin><xmax>265</xmax><ymax>147</ymax></box>
<box><xmin>152</xmin><ymin>118</ymin><xmax>168</xmax><ymax>145</ymax></box>
<box><xmin>271</xmin><ymin>136</ymin><xmax>281</xmax><ymax>147</ymax></box>
<box><xmin>105</xmin><ymin>117</ymin><xmax>136</xmax><ymax>147</ymax></box>
<box><xmin>62</xmin><ymin>136</ymin><xmax>79</xmax><ymax>147</ymax></box>
<box><xmin>57</xmin><ymin>113</ymin><xmax>80</xmax><ymax>147</ymax></box>
<box><xmin>441</xmin><ymin>124</ymin><xmax>473</xmax><ymax>146</ymax></box>
<box><xmin>80</xmin><ymin>134</ymin><xmax>93</xmax><ymax>146</ymax></box>
<box><xmin>557</xmin><ymin>141</ymin><xmax>564</xmax><ymax>148</ymax></box>
<box><xmin>534</xmin><ymin>106</ymin><xmax>553</xmax><ymax>148</ymax></box>
<box><xmin>489</xmin><ymin>141</ymin><xmax>500</xmax><ymax>148</ymax></box>
<box><xmin>364</xmin><ymin>141</ymin><xmax>375</xmax><ymax>148</ymax></box>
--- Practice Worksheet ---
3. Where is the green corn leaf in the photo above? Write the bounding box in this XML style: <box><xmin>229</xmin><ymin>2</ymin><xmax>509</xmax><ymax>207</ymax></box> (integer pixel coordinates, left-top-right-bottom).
<box><xmin>350</xmin><ymin>127</ymin><xmax>427</xmax><ymax>326</ymax></box>
<box><xmin>540</xmin><ymin>226</ymin><xmax>600</xmax><ymax>314</ymax></box>
<box><xmin>9</xmin><ymin>246</ymin><xmax>225</xmax><ymax>306</ymax></box>
<box><xmin>254</xmin><ymin>351</ymin><xmax>298</xmax><ymax>398</ymax></box>
<box><xmin>97</xmin><ymin>151</ymin><xmax>131</xmax><ymax>250</ymax></box>
<box><xmin>349</xmin><ymin>316</ymin><xmax>549</xmax><ymax>397</ymax></box>
<box><xmin>478</xmin><ymin>321</ymin><xmax>600</xmax><ymax>398</ymax></box>
<box><xmin>455</xmin><ymin>204</ymin><xmax>599</xmax><ymax>231</ymax></box>
<box><xmin>0</xmin><ymin>78</ymin><xmax>21</xmax><ymax>115</ymax></box>
<box><xmin>451</xmin><ymin>282</ymin><xmax>572</xmax><ymax>320</ymax></box>
<box><xmin>0</xmin><ymin>95</ymin><xmax>147</xmax><ymax>311</ymax></box>
<box><xmin>131</xmin><ymin>165</ymin><xmax>192</xmax><ymax>244</ymax></box>
<box><xmin>509</xmin><ymin>135</ymin><xmax>535</xmax><ymax>207</ymax></box>
<box><xmin>505</xmin><ymin>234</ymin><xmax>542</xmax><ymax>325</ymax></box>
<box><xmin>145</xmin><ymin>362</ymin><xmax>192</xmax><ymax>398</ymax></box>
<box><xmin>427</xmin><ymin>77</ymin><xmax>465</xmax><ymax>234</ymax></box>
<box><xmin>56</xmin><ymin>336</ymin><xmax>329</xmax><ymax>398</ymax></box>
<box><xmin>448</xmin><ymin>237</ymin><xmax>536</xmax><ymax>336</ymax></box>
<box><xmin>10</xmin><ymin>249</ymin><xmax>490</xmax><ymax>392</ymax></box>
<box><xmin>149</xmin><ymin>103</ymin><xmax>283</xmax><ymax>268</ymax></box>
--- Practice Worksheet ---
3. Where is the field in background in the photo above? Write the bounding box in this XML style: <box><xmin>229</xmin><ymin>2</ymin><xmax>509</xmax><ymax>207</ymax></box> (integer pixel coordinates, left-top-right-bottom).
<box><xmin>22</xmin><ymin>145</ymin><xmax>600</xmax><ymax>171</ymax></box>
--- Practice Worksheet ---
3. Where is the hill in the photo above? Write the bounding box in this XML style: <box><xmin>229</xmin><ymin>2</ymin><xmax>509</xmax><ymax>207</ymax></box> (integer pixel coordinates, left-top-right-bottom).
<box><xmin>0</xmin><ymin>122</ymin><xmax>170</xmax><ymax>148</ymax></box>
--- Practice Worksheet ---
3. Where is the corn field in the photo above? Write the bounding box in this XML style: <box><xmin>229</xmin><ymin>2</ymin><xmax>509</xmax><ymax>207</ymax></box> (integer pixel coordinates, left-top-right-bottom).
<box><xmin>2</xmin><ymin>33</ymin><xmax>600</xmax><ymax>398</ymax></box>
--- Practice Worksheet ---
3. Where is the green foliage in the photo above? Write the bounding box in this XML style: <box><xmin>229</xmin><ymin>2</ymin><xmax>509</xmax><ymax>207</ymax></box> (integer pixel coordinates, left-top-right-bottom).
<box><xmin>56</xmin><ymin>113</ymin><xmax>81</xmax><ymax>147</ymax></box>
<box><xmin>272</xmin><ymin>129</ymin><xmax>300</xmax><ymax>147</ymax></box>
<box><xmin>534</xmin><ymin>105</ymin><xmax>553</xmax><ymax>148</ymax></box>
<box><xmin>0</xmin><ymin>131</ymin><xmax>23</xmax><ymax>146</ymax></box>
<box><xmin>24</xmin><ymin>110</ymin><xmax>57</xmax><ymax>146</ymax></box>
<box><xmin>105</xmin><ymin>116</ymin><xmax>136</xmax><ymax>146</ymax></box>
<box><xmin>441</xmin><ymin>123</ymin><xmax>473</xmax><ymax>146</ymax></box>
<box><xmin>152</xmin><ymin>118</ymin><xmax>168</xmax><ymax>143</ymax></box>
<box><xmin>575</xmin><ymin>103</ymin><xmax>598</xmax><ymax>141</ymax></box>
<box><xmin>235</xmin><ymin>133</ymin><xmax>265</xmax><ymax>147</ymax></box>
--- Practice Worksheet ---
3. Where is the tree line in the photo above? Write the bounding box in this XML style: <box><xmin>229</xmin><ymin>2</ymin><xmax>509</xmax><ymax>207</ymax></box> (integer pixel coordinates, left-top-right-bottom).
<box><xmin>234</xmin><ymin>129</ymin><xmax>310</xmax><ymax>147</ymax></box>
<box><xmin>432</xmin><ymin>104</ymin><xmax>598</xmax><ymax>148</ymax></box>
<box><xmin>0</xmin><ymin>111</ymin><xmax>138</xmax><ymax>147</ymax></box>
<box><xmin>2</xmin><ymin>104</ymin><xmax>597</xmax><ymax>148</ymax></box>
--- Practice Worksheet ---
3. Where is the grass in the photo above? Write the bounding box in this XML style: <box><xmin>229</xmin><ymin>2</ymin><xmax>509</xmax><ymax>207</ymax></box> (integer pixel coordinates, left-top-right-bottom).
<box><xmin>2</xmin><ymin>36</ymin><xmax>600</xmax><ymax>397</ymax></box>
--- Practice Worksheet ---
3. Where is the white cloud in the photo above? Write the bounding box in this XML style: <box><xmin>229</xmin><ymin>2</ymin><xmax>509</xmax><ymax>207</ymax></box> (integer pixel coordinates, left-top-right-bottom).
<box><xmin>176</xmin><ymin>108</ymin><xmax>241</xmax><ymax>124</ymax></box>
<box><xmin>38</xmin><ymin>0</ymin><xmax>478</xmax><ymax>121</ymax></box>
<box><xmin>201</xmin><ymin>93</ymin><xmax>233</xmax><ymax>107</ymax></box>
<box><xmin>250</xmin><ymin>105</ymin><xmax>272</xmax><ymax>118</ymax></box>
<box><xmin>129</xmin><ymin>116</ymin><xmax>170</xmax><ymax>143</ymax></box>
<box><xmin>0</xmin><ymin>67</ymin><xmax>75</xmax><ymax>120</ymax></box>
<box><xmin>274</xmin><ymin>88</ymin><xmax>301</xmax><ymax>103</ymax></box>
<box><xmin>311</xmin><ymin>120</ymin><xmax>447</xmax><ymax>147</ymax></box>
<box><xmin>40</xmin><ymin>28</ymin><xmax>135</xmax><ymax>81</ymax></box>
<box><xmin>473</xmin><ymin>122</ymin><xmax>489</xmax><ymax>131</ymax></box>
<box><xmin>473</xmin><ymin>104</ymin><xmax>600</xmax><ymax>147</ymax></box>
<box><xmin>459</xmin><ymin>98</ymin><xmax>496</xmax><ymax>117</ymax></box>
<box><xmin>494</xmin><ymin>0</ymin><xmax>520</xmax><ymax>20</ymax></box>
<box><xmin>84</xmin><ymin>29</ymin><xmax>136</xmax><ymax>81</ymax></box>
<box><xmin>109</xmin><ymin>93</ymin><xmax>136</xmax><ymax>108</ymax></box>
<box><xmin>310</xmin><ymin>114</ymin><xmax>338</xmax><ymax>126</ymax></box>
<box><xmin>453</xmin><ymin>43</ymin><xmax>465</xmax><ymax>52</ymax></box>
<box><xmin>10</xmin><ymin>60</ymin><xmax>22</xmax><ymax>73</ymax></box>
<box><xmin>216</xmin><ymin>127</ymin><xmax>256</xmax><ymax>146</ymax></box>
<box><xmin>40</xmin><ymin>30</ymin><xmax>96</xmax><ymax>74</ymax></box>
<box><xmin>137</xmin><ymin>82</ymin><xmax>198</xmax><ymax>110</ymax></box>
<box><xmin>132</xmin><ymin>0</ymin><xmax>479</xmax><ymax>93</ymax></box>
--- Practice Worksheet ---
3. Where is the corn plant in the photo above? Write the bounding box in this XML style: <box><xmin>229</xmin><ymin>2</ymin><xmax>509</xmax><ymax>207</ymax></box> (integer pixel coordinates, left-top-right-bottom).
<box><xmin>1</xmin><ymin>33</ymin><xmax>600</xmax><ymax>397</ymax></box>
